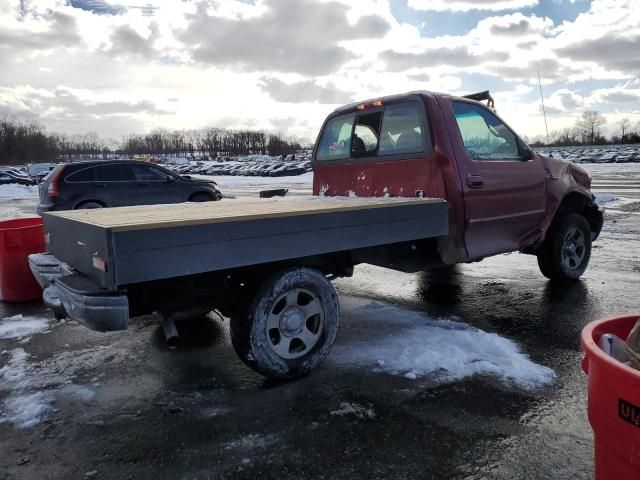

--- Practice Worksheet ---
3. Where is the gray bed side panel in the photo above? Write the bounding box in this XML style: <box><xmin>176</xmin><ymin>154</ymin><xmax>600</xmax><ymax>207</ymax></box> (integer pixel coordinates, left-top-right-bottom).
<box><xmin>111</xmin><ymin>202</ymin><xmax>448</xmax><ymax>287</ymax></box>
<box><xmin>43</xmin><ymin>214</ymin><xmax>114</xmax><ymax>288</ymax></box>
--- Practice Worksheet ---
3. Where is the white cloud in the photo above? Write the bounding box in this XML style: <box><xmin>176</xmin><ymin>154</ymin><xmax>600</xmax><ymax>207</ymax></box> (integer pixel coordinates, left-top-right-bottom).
<box><xmin>408</xmin><ymin>0</ymin><xmax>538</xmax><ymax>12</ymax></box>
<box><xmin>0</xmin><ymin>0</ymin><xmax>638</xmax><ymax>141</ymax></box>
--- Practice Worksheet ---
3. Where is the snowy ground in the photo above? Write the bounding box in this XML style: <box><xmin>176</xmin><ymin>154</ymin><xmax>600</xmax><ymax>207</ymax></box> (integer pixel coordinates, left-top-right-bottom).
<box><xmin>0</xmin><ymin>184</ymin><xmax>39</xmax><ymax>199</ymax></box>
<box><xmin>0</xmin><ymin>163</ymin><xmax>638</xmax><ymax>478</ymax></box>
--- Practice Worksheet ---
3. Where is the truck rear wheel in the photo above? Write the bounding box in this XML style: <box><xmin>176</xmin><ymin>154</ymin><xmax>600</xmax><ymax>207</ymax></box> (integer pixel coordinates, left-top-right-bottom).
<box><xmin>230</xmin><ymin>267</ymin><xmax>340</xmax><ymax>379</ymax></box>
<box><xmin>537</xmin><ymin>213</ymin><xmax>592</xmax><ymax>281</ymax></box>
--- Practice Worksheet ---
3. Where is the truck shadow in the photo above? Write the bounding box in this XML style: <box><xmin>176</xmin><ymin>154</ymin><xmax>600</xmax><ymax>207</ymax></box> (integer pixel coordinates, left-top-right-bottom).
<box><xmin>416</xmin><ymin>268</ymin><xmax>602</xmax><ymax>351</ymax></box>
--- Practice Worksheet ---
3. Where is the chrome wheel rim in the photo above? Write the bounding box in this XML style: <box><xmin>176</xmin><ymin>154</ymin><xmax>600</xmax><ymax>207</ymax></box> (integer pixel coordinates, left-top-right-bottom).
<box><xmin>561</xmin><ymin>227</ymin><xmax>586</xmax><ymax>270</ymax></box>
<box><xmin>266</xmin><ymin>288</ymin><xmax>324</xmax><ymax>359</ymax></box>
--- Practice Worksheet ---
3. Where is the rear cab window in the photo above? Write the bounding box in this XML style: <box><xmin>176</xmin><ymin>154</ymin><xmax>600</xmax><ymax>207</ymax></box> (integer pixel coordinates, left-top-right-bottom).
<box><xmin>315</xmin><ymin>99</ymin><xmax>431</xmax><ymax>162</ymax></box>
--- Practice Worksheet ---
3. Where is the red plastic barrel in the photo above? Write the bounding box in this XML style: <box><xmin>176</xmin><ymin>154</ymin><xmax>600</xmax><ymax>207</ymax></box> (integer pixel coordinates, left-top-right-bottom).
<box><xmin>0</xmin><ymin>218</ymin><xmax>45</xmax><ymax>303</ymax></box>
<box><xmin>582</xmin><ymin>314</ymin><xmax>640</xmax><ymax>480</ymax></box>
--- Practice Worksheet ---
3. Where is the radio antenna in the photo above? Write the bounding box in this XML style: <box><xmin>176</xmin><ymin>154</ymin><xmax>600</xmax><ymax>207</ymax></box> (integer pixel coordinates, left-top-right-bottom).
<box><xmin>537</xmin><ymin>70</ymin><xmax>552</xmax><ymax>156</ymax></box>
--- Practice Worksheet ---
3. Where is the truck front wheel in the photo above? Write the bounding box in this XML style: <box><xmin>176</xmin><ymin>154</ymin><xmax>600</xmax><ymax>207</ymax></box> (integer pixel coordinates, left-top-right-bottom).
<box><xmin>537</xmin><ymin>213</ymin><xmax>592</xmax><ymax>281</ymax></box>
<box><xmin>230</xmin><ymin>267</ymin><xmax>340</xmax><ymax>379</ymax></box>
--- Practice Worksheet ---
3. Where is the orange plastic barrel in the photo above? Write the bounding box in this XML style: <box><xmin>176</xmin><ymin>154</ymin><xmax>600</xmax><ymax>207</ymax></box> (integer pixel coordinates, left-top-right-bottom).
<box><xmin>581</xmin><ymin>314</ymin><xmax>640</xmax><ymax>480</ymax></box>
<box><xmin>0</xmin><ymin>218</ymin><xmax>45</xmax><ymax>302</ymax></box>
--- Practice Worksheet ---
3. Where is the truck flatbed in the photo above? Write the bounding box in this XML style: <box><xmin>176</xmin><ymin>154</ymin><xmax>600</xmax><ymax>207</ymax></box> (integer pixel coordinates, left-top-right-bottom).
<box><xmin>43</xmin><ymin>197</ymin><xmax>448</xmax><ymax>290</ymax></box>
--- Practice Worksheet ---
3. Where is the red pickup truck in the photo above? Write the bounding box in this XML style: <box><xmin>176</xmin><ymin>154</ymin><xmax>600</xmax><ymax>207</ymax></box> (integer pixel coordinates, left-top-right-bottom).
<box><xmin>30</xmin><ymin>90</ymin><xmax>602</xmax><ymax>379</ymax></box>
<box><xmin>313</xmin><ymin>90</ymin><xmax>602</xmax><ymax>280</ymax></box>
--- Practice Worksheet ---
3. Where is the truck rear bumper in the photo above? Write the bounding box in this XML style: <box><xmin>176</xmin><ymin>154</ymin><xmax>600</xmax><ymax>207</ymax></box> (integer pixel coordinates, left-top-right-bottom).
<box><xmin>46</xmin><ymin>277</ymin><xmax>129</xmax><ymax>332</ymax></box>
<box><xmin>29</xmin><ymin>253</ymin><xmax>129</xmax><ymax>332</ymax></box>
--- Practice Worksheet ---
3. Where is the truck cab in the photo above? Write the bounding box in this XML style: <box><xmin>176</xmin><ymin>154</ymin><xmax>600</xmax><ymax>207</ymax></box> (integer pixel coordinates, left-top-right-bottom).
<box><xmin>312</xmin><ymin>91</ymin><xmax>603</xmax><ymax>280</ymax></box>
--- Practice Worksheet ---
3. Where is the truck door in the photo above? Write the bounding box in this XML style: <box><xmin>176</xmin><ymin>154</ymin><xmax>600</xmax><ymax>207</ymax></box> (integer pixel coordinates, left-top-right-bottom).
<box><xmin>448</xmin><ymin>100</ymin><xmax>547</xmax><ymax>259</ymax></box>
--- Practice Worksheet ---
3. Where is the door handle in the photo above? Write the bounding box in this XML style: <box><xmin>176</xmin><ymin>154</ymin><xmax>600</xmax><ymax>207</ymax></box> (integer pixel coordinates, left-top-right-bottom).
<box><xmin>466</xmin><ymin>175</ymin><xmax>484</xmax><ymax>188</ymax></box>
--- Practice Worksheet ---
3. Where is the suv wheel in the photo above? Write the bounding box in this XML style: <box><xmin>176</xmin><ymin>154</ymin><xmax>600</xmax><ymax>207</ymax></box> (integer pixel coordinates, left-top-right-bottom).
<box><xmin>189</xmin><ymin>193</ymin><xmax>214</xmax><ymax>202</ymax></box>
<box><xmin>75</xmin><ymin>201</ymin><xmax>104</xmax><ymax>209</ymax></box>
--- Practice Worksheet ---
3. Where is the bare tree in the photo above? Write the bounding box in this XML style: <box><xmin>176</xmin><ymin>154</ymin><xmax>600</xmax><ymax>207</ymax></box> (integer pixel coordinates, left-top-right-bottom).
<box><xmin>618</xmin><ymin>117</ymin><xmax>632</xmax><ymax>143</ymax></box>
<box><xmin>575</xmin><ymin>111</ymin><xmax>607</xmax><ymax>145</ymax></box>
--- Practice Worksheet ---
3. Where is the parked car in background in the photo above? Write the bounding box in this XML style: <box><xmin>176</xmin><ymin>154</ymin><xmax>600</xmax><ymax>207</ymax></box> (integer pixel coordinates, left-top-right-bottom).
<box><xmin>37</xmin><ymin>160</ymin><xmax>222</xmax><ymax>214</ymax></box>
<box><xmin>27</xmin><ymin>162</ymin><xmax>58</xmax><ymax>182</ymax></box>
<box><xmin>0</xmin><ymin>169</ymin><xmax>37</xmax><ymax>185</ymax></box>
<box><xmin>0</xmin><ymin>166</ymin><xmax>32</xmax><ymax>180</ymax></box>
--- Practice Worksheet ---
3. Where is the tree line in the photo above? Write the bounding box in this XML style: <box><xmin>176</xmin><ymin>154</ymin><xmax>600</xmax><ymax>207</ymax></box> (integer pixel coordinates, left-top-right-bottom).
<box><xmin>0</xmin><ymin>118</ymin><xmax>310</xmax><ymax>166</ymax></box>
<box><xmin>120</xmin><ymin>128</ymin><xmax>307</xmax><ymax>159</ymax></box>
<box><xmin>529</xmin><ymin>111</ymin><xmax>640</xmax><ymax>147</ymax></box>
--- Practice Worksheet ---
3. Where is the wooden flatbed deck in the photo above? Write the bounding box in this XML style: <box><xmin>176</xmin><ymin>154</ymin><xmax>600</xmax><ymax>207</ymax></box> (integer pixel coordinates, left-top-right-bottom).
<box><xmin>43</xmin><ymin>197</ymin><xmax>449</xmax><ymax>290</ymax></box>
<box><xmin>49</xmin><ymin>197</ymin><xmax>443</xmax><ymax>232</ymax></box>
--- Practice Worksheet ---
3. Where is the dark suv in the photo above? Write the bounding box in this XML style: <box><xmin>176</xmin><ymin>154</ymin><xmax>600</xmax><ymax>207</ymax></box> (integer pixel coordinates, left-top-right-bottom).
<box><xmin>37</xmin><ymin>160</ymin><xmax>222</xmax><ymax>214</ymax></box>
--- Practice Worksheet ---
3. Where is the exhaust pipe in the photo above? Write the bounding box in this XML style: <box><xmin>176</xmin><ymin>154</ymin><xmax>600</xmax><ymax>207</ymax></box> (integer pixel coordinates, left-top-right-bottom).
<box><xmin>160</xmin><ymin>305</ymin><xmax>212</xmax><ymax>347</ymax></box>
<box><xmin>162</xmin><ymin>316</ymin><xmax>180</xmax><ymax>348</ymax></box>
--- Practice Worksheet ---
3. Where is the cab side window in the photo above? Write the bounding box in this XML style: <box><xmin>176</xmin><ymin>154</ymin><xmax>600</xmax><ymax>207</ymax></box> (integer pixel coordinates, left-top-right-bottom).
<box><xmin>316</xmin><ymin>114</ymin><xmax>355</xmax><ymax>161</ymax></box>
<box><xmin>452</xmin><ymin>101</ymin><xmax>522</xmax><ymax>160</ymax></box>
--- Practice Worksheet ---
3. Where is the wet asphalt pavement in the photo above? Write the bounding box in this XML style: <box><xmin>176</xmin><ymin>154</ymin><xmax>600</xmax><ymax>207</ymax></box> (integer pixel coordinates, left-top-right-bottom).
<box><xmin>0</xmin><ymin>166</ymin><xmax>639</xmax><ymax>479</ymax></box>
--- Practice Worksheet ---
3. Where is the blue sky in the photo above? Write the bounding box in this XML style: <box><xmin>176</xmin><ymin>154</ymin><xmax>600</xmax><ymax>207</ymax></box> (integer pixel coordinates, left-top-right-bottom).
<box><xmin>388</xmin><ymin>0</ymin><xmax>591</xmax><ymax>37</ymax></box>
<box><xmin>0</xmin><ymin>0</ymin><xmax>638</xmax><ymax>142</ymax></box>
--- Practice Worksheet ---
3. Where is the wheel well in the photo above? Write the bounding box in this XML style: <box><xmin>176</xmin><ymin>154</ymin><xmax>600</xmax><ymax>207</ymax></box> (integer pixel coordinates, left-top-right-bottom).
<box><xmin>74</xmin><ymin>200</ymin><xmax>106</xmax><ymax>209</ymax></box>
<box><xmin>553</xmin><ymin>192</ymin><xmax>602</xmax><ymax>238</ymax></box>
<box><xmin>188</xmin><ymin>191</ymin><xmax>215</xmax><ymax>201</ymax></box>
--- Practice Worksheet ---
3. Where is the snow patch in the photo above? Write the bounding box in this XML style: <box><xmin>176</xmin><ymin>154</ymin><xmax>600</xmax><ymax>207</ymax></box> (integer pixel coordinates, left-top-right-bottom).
<box><xmin>0</xmin><ymin>315</ymin><xmax>50</xmax><ymax>339</ymax></box>
<box><xmin>333</xmin><ymin>301</ymin><xmax>556</xmax><ymax>390</ymax></box>
<box><xmin>0</xmin><ymin>344</ymin><xmax>131</xmax><ymax>428</ymax></box>
<box><xmin>0</xmin><ymin>184</ymin><xmax>39</xmax><ymax>198</ymax></box>
<box><xmin>0</xmin><ymin>348</ymin><xmax>53</xmax><ymax>428</ymax></box>
<box><xmin>195</xmin><ymin>172</ymin><xmax>313</xmax><ymax>188</ymax></box>
<box><xmin>224</xmin><ymin>433</ymin><xmax>277</xmax><ymax>451</ymax></box>
<box><xmin>2</xmin><ymin>392</ymin><xmax>52</xmax><ymax>428</ymax></box>
<box><xmin>330</xmin><ymin>402</ymin><xmax>376</xmax><ymax>419</ymax></box>
<box><xmin>595</xmin><ymin>193</ymin><xmax>617</xmax><ymax>205</ymax></box>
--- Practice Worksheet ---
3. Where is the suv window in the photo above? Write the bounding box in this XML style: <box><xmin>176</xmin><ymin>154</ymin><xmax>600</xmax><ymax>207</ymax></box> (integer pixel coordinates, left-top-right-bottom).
<box><xmin>452</xmin><ymin>101</ymin><xmax>521</xmax><ymax>160</ymax></box>
<box><xmin>133</xmin><ymin>164</ymin><xmax>172</xmax><ymax>182</ymax></box>
<box><xmin>379</xmin><ymin>103</ymin><xmax>426</xmax><ymax>155</ymax></box>
<box><xmin>316</xmin><ymin>114</ymin><xmax>355</xmax><ymax>161</ymax></box>
<box><xmin>95</xmin><ymin>164</ymin><xmax>134</xmax><ymax>182</ymax></box>
<box><xmin>66</xmin><ymin>166</ymin><xmax>97</xmax><ymax>182</ymax></box>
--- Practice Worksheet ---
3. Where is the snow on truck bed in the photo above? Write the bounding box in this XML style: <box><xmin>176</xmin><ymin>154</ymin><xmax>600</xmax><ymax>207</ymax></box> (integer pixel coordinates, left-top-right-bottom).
<box><xmin>45</xmin><ymin>197</ymin><xmax>444</xmax><ymax>232</ymax></box>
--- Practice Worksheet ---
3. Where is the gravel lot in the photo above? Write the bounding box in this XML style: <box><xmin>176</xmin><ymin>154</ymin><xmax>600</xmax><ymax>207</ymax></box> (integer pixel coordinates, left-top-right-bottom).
<box><xmin>0</xmin><ymin>164</ymin><xmax>639</xmax><ymax>479</ymax></box>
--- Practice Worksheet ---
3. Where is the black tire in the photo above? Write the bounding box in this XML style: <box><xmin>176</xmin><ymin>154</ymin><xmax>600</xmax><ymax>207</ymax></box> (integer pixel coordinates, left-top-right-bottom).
<box><xmin>537</xmin><ymin>213</ymin><xmax>592</xmax><ymax>281</ymax></box>
<box><xmin>188</xmin><ymin>193</ymin><xmax>215</xmax><ymax>202</ymax></box>
<box><xmin>75</xmin><ymin>201</ymin><xmax>104</xmax><ymax>209</ymax></box>
<box><xmin>230</xmin><ymin>267</ymin><xmax>340</xmax><ymax>379</ymax></box>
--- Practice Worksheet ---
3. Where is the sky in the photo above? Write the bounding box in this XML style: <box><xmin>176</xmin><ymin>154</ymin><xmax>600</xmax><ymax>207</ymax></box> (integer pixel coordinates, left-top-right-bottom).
<box><xmin>0</xmin><ymin>0</ymin><xmax>639</xmax><ymax>144</ymax></box>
